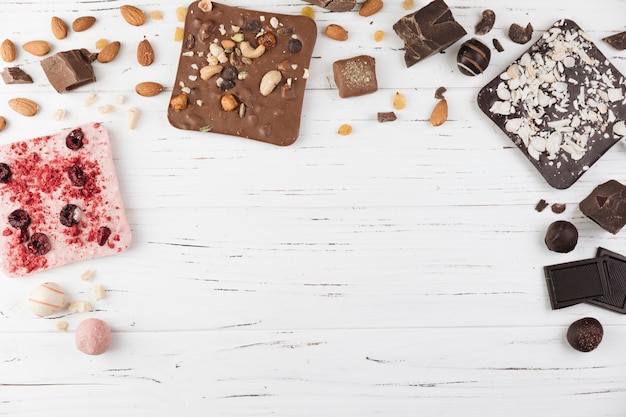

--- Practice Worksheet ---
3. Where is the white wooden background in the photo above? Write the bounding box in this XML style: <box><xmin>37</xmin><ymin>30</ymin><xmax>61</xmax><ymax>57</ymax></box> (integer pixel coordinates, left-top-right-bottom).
<box><xmin>1</xmin><ymin>0</ymin><xmax>626</xmax><ymax>415</ymax></box>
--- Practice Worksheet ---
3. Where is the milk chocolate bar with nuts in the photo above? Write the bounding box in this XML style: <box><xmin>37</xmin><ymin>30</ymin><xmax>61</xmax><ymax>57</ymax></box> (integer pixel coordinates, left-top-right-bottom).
<box><xmin>167</xmin><ymin>1</ymin><xmax>317</xmax><ymax>146</ymax></box>
<box><xmin>302</xmin><ymin>0</ymin><xmax>356</xmax><ymax>12</ymax></box>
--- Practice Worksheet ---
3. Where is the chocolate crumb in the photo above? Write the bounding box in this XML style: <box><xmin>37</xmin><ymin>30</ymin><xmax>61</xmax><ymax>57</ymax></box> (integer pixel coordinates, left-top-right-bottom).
<box><xmin>508</xmin><ymin>23</ymin><xmax>533</xmax><ymax>44</ymax></box>
<box><xmin>535</xmin><ymin>199</ymin><xmax>549</xmax><ymax>212</ymax></box>
<box><xmin>551</xmin><ymin>203</ymin><xmax>566</xmax><ymax>214</ymax></box>
<box><xmin>377</xmin><ymin>112</ymin><xmax>397</xmax><ymax>123</ymax></box>
<box><xmin>434</xmin><ymin>86</ymin><xmax>447</xmax><ymax>100</ymax></box>
<box><xmin>475</xmin><ymin>9</ymin><xmax>495</xmax><ymax>35</ymax></box>
<box><xmin>603</xmin><ymin>31</ymin><xmax>626</xmax><ymax>50</ymax></box>
<box><xmin>492</xmin><ymin>38</ymin><xmax>504</xmax><ymax>52</ymax></box>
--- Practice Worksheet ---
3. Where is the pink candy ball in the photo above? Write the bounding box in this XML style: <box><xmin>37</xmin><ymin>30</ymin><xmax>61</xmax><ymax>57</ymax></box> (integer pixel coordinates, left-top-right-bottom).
<box><xmin>75</xmin><ymin>318</ymin><xmax>112</xmax><ymax>355</ymax></box>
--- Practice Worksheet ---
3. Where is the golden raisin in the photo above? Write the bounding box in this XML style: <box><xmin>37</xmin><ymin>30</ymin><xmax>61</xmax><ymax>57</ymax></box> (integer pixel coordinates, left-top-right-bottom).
<box><xmin>174</xmin><ymin>27</ymin><xmax>184</xmax><ymax>41</ymax></box>
<box><xmin>258</xmin><ymin>32</ymin><xmax>277</xmax><ymax>49</ymax></box>
<box><xmin>150</xmin><ymin>10</ymin><xmax>163</xmax><ymax>20</ymax></box>
<box><xmin>338</xmin><ymin>124</ymin><xmax>352</xmax><ymax>136</ymax></box>
<box><xmin>301</xmin><ymin>6</ymin><xmax>315</xmax><ymax>19</ymax></box>
<box><xmin>176</xmin><ymin>6</ymin><xmax>187</xmax><ymax>22</ymax></box>
<box><xmin>402</xmin><ymin>0</ymin><xmax>414</xmax><ymax>10</ymax></box>
<box><xmin>374</xmin><ymin>30</ymin><xmax>384</xmax><ymax>42</ymax></box>
<box><xmin>95</xmin><ymin>38</ymin><xmax>108</xmax><ymax>50</ymax></box>
<box><xmin>393</xmin><ymin>92</ymin><xmax>406</xmax><ymax>110</ymax></box>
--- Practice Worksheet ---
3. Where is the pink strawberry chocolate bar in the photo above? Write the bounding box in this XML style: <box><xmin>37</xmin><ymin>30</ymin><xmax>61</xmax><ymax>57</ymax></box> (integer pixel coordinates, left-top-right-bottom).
<box><xmin>0</xmin><ymin>123</ymin><xmax>131</xmax><ymax>277</ymax></box>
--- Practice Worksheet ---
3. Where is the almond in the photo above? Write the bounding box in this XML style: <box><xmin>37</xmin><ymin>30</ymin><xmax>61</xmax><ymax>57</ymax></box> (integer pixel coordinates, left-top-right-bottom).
<box><xmin>1</xmin><ymin>39</ymin><xmax>16</xmax><ymax>62</ymax></box>
<box><xmin>429</xmin><ymin>98</ymin><xmax>448</xmax><ymax>127</ymax></box>
<box><xmin>359</xmin><ymin>0</ymin><xmax>383</xmax><ymax>17</ymax></box>
<box><xmin>72</xmin><ymin>16</ymin><xmax>96</xmax><ymax>32</ymax></box>
<box><xmin>22</xmin><ymin>40</ymin><xmax>51</xmax><ymax>57</ymax></box>
<box><xmin>8</xmin><ymin>98</ymin><xmax>38</xmax><ymax>117</ymax></box>
<box><xmin>0</xmin><ymin>116</ymin><xmax>6</xmax><ymax>132</ymax></box>
<box><xmin>324</xmin><ymin>24</ymin><xmax>349</xmax><ymax>41</ymax></box>
<box><xmin>135</xmin><ymin>81</ymin><xmax>163</xmax><ymax>97</ymax></box>
<box><xmin>120</xmin><ymin>5</ymin><xmax>147</xmax><ymax>26</ymax></box>
<box><xmin>97</xmin><ymin>41</ymin><xmax>121</xmax><ymax>63</ymax></box>
<box><xmin>51</xmin><ymin>16</ymin><xmax>68</xmax><ymax>40</ymax></box>
<box><xmin>137</xmin><ymin>38</ymin><xmax>154</xmax><ymax>66</ymax></box>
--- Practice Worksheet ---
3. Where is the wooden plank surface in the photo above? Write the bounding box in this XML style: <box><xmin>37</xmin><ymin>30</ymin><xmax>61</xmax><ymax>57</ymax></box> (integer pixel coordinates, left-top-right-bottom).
<box><xmin>1</xmin><ymin>0</ymin><xmax>626</xmax><ymax>415</ymax></box>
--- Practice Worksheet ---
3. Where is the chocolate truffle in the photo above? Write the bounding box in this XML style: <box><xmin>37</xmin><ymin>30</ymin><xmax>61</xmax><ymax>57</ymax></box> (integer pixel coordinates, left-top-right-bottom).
<box><xmin>75</xmin><ymin>318</ymin><xmax>112</xmax><ymax>355</ymax></box>
<box><xmin>457</xmin><ymin>38</ymin><xmax>491</xmax><ymax>76</ymax></box>
<box><xmin>567</xmin><ymin>317</ymin><xmax>603</xmax><ymax>352</ymax></box>
<box><xmin>545</xmin><ymin>220</ymin><xmax>578</xmax><ymax>253</ymax></box>
<box><xmin>579</xmin><ymin>180</ymin><xmax>626</xmax><ymax>234</ymax></box>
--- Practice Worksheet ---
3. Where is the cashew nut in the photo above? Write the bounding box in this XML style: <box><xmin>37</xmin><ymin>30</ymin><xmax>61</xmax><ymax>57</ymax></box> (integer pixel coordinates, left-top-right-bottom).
<box><xmin>200</xmin><ymin>64</ymin><xmax>223</xmax><ymax>81</ymax></box>
<box><xmin>240</xmin><ymin>41</ymin><xmax>266</xmax><ymax>59</ymax></box>
<box><xmin>259</xmin><ymin>69</ymin><xmax>282</xmax><ymax>97</ymax></box>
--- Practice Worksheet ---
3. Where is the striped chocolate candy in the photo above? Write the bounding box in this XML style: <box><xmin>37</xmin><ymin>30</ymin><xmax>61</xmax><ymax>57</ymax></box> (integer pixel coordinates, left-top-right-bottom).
<box><xmin>28</xmin><ymin>282</ymin><xmax>66</xmax><ymax>317</ymax></box>
<box><xmin>457</xmin><ymin>38</ymin><xmax>491</xmax><ymax>76</ymax></box>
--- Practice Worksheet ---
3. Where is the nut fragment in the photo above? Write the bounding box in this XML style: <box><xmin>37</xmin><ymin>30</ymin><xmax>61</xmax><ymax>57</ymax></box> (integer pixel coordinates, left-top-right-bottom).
<box><xmin>52</xmin><ymin>109</ymin><xmax>66</xmax><ymax>121</ymax></box>
<box><xmin>72</xmin><ymin>16</ymin><xmax>96</xmax><ymax>32</ymax></box>
<box><xmin>120</xmin><ymin>5</ymin><xmax>147</xmax><ymax>26</ymax></box>
<box><xmin>8</xmin><ymin>98</ymin><xmax>38</xmax><ymax>117</ymax></box>
<box><xmin>259</xmin><ymin>70</ymin><xmax>282</xmax><ymax>96</ymax></box>
<box><xmin>429</xmin><ymin>98</ymin><xmax>448</xmax><ymax>126</ymax></box>
<box><xmin>240</xmin><ymin>41</ymin><xmax>266</xmax><ymax>59</ymax></box>
<box><xmin>393</xmin><ymin>92</ymin><xmax>406</xmax><ymax>110</ymax></box>
<box><xmin>170</xmin><ymin>92</ymin><xmax>188</xmax><ymax>111</ymax></box>
<box><xmin>325</xmin><ymin>24</ymin><xmax>349</xmax><ymax>41</ymax></box>
<box><xmin>68</xmin><ymin>301</ymin><xmax>92</xmax><ymax>313</ymax></box>
<box><xmin>1</xmin><ymin>39</ymin><xmax>16</xmax><ymax>62</ymax></box>
<box><xmin>200</xmin><ymin>64</ymin><xmax>223</xmax><ymax>80</ymax></box>
<box><xmin>51</xmin><ymin>16</ymin><xmax>68</xmax><ymax>40</ymax></box>
<box><xmin>127</xmin><ymin>107</ymin><xmax>140</xmax><ymax>129</ymax></box>
<box><xmin>198</xmin><ymin>0</ymin><xmax>213</xmax><ymax>12</ymax></box>
<box><xmin>92</xmin><ymin>284</ymin><xmax>106</xmax><ymax>300</ymax></box>
<box><xmin>509</xmin><ymin>22</ymin><xmax>533</xmax><ymax>44</ymax></box>
<box><xmin>475</xmin><ymin>9</ymin><xmax>495</xmax><ymax>35</ymax></box>
<box><xmin>135</xmin><ymin>81</ymin><xmax>163</xmax><ymax>97</ymax></box>
<box><xmin>137</xmin><ymin>38</ymin><xmax>155</xmax><ymax>66</ymax></box>
<box><xmin>56</xmin><ymin>321</ymin><xmax>69</xmax><ymax>332</ymax></box>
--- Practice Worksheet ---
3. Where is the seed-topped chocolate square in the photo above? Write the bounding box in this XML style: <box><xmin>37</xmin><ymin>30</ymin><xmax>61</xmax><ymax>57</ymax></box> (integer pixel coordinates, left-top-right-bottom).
<box><xmin>477</xmin><ymin>19</ymin><xmax>626</xmax><ymax>189</ymax></box>
<box><xmin>167</xmin><ymin>1</ymin><xmax>318</xmax><ymax>146</ymax></box>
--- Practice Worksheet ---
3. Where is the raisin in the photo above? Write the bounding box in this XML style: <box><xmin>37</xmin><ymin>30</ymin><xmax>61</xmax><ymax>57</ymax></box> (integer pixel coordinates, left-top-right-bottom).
<box><xmin>185</xmin><ymin>33</ymin><xmax>195</xmax><ymax>49</ymax></box>
<box><xmin>66</xmin><ymin>128</ymin><xmax>84</xmax><ymax>151</ymax></box>
<box><xmin>8</xmin><ymin>209</ymin><xmax>30</xmax><ymax>229</ymax></box>
<box><xmin>287</xmin><ymin>38</ymin><xmax>302</xmax><ymax>53</ymax></box>
<box><xmin>60</xmin><ymin>204</ymin><xmax>81</xmax><ymax>227</ymax></box>
<box><xmin>220</xmin><ymin>80</ymin><xmax>235</xmax><ymax>91</ymax></box>
<box><xmin>220</xmin><ymin>65</ymin><xmax>238</xmax><ymax>81</ymax></box>
<box><xmin>68</xmin><ymin>165</ymin><xmax>86</xmax><ymax>187</ymax></box>
<box><xmin>245</xmin><ymin>19</ymin><xmax>262</xmax><ymax>33</ymax></box>
<box><xmin>97</xmin><ymin>226</ymin><xmax>111</xmax><ymax>246</ymax></box>
<box><xmin>0</xmin><ymin>163</ymin><xmax>11</xmax><ymax>183</ymax></box>
<box><xmin>28</xmin><ymin>232</ymin><xmax>51</xmax><ymax>256</ymax></box>
<box><xmin>258</xmin><ymin>33</ymin><xmax>277</xmax><ymax>49</ymax></box>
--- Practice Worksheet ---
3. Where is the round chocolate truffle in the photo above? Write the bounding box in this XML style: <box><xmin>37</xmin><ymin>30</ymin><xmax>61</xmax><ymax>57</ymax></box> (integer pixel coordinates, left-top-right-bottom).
<box><xmin>544</xmin><ymin>220</ymin><xmax>578</xmax><ymax>253</ymax></box>
<box><xmin>75</xmin><ymin>318</ymin><xmax>112</xmax><ymax>355</ymax></box>
<box><xmin>567</xmin><ymin>317</ymin><xmax>603</xmax><ymax>352</ymax></box>
<box><xmin>456</xmin><ymin>38</ymin><xmax>491</xmax><ymax>76</ymax></box>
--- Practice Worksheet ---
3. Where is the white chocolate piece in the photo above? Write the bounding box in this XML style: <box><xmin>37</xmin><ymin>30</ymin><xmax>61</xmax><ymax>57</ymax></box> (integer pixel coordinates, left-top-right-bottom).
<box><xmin>28</xmin><ymin>282</ymin><xmax>66</xmax><ymax>317</ymax></box>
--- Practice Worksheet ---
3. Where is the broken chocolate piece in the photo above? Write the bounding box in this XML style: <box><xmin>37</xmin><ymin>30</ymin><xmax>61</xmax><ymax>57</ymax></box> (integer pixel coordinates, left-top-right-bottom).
<box><xmin>434</xmin><ymin>86</ymin><xmax>447</xmax><ymax>100</ymax></box>
<box><xmin>333</xmin><ymin>55</ymin><xmax>377</xmax><ymax>98</ymax></box>
<box><xmin>603</xmin><ymin>31</ymin><xmax>626</xmax><ymax>50</ymax></box>
<box><xmin>377</xmin><ymin>112</ymin><xmax>397</xmax><ymax>123</ymax></box>
<box><xmin>2</xmin><ymin>67</ymin><xmax>33</xmax><ymax>84</ymax></box>
<box><xmin>535</xmin><ymin>199</ymin><xmax>549</xmax><ymax>212</ymax></box>
<box><xmin>587</xmin><ymin>248</ymin><xmax>626</xmax><ymax>313</ymax></box>
<box><xmin>393</xmin><ymin>0</ymin><xmax>467</xmax><ymax>67</ymax></box>
<box><xmin>302</xmin><ymin>0</ymin><xmax>356</xmax><ymax>12</ymax></box>
<box><xmin>551</xmin><ymin>203</ymin><xmax>566</xmax><ymax>214</ymax></box>
<box><xmin>41</xmin><ymin>49</ymin><xmax>96</xmax><ymax>93</ymax></box>
<box><xmin>544</xmin><ymin>258</ymin><xmax>609</xmax><ymax>310</ymax></box>
<box><xmin>508</xmin><ymin>22</ymin><xmax>533</xmax><ymax>44</ymax></box>
<box><xmin>475</xmin><ymin>9</ymin><xmax>495</xmax><ymax>35</ymax></box>
<box><xmin>579</xmin><ymin>180</ymin><xmax>626</xmax><ymax>234</ymax></box>
<box><xmin>492</xmin><ymin>38</ymin><xmax>504</xmax><ymax>52</ymax></box>
<box><xmin>567</xmin><ymin>317</ymin><xmax>603</xmax><ymax>352</ymax></box>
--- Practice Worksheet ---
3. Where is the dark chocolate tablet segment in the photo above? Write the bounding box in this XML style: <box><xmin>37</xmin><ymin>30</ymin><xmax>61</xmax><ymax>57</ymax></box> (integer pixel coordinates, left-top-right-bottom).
<box><xmin>586</xmin><ymin>248</ymin><xmax>626</xmax><ymax>313</ymax></box>
<box><xmin>579</xmin><ymin>180</ymin><xmax>626</xmax><ymax>234</ymax></box>
<box><xmin>544</xmin><ymin>258</ymin><xmax>608</xmax><ymax>309</ymax></box>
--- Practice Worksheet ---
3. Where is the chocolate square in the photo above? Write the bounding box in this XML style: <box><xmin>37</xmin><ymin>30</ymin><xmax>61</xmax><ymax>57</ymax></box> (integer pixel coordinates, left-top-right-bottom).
<box><xmin>477</xmin><ymin>19</ymin><xmax>626</xmax><ymax>189</ymax></box>
<box><xmin>579</xmin><ymin>180</ymin><xmax>626</xmax><ymax>234</ymax></box>
<box><xmin>392</xmin><ymin>0</ymin><xmax>466</xmax><ymax>68</ymax></box>
<box><xmin>544</xmin><ymin>257</ymin><xmax>608</xmax><ymax>309</ymax></box>
<box><xmin>586</xmin><ymin>248</ymin><xmax>626</xmax><ymax>313</ymax></box>
<box><xmin>167</xmin><ymin>1</ymin><xmax>317</xmax><ymax>146</ymax></box>
<box><xmin>333</xmin><ymin>55</ymin><xmax>377</xmax><ymax>98</ymax></box>
<box><xmin>40</xmin><ymin>49</ymin><xmax>96</xmax><ymax>93</ymax></box>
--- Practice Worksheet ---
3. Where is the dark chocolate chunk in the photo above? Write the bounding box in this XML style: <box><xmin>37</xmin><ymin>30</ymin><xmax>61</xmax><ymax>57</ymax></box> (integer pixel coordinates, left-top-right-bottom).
<box><xmin>492</xmin><ymin>38</ymin><xmax>504</xmax><ymax>52</ymax></box>
<box><xmin>377</xmin><ymin>112</ymin><xmax>397</xmax><ymax>123</ymax></box>
<box><xmin>535</xmin><ymin>199</ymin><xmax>549</xmax><ymax>212</ymax></box>
<box><xmin>27</xmin><ymin>232</ymin><xmax>51</xmax><ymax>256</ymax></box>
<box><xmin>477</xmin><ymin>19</ymin><xmax>626</xmax><ymax>189</ymax></box>
<box><xmin>434</xmin><ymin>86</ymin><xmax>447</xmax><ymax>100</ymax></box>
<box><xmin>567</xmin><ymin>317</ymin><xmax>603</xmax><ymax>352</ymax></box>
<box><xmin>587</xmin><ymin>248</ymin><xmax>626</xmax><ymax>313</ymax></box>
<box><xmin>40</xmin><ymin>49</ymin><xmax>96</xmax><ymax>93</ymax></box>
<box><xmin>551</xmin><ymin>203</ymin><xmax>566</xmax><ymax>214</ymax></box>
<box><xmin>457</xmin><ymin>38</ymin><xmax>491</xmax><ymax>76</ymax></box>
<box><xmin>392</xmin><ymin>0</ymin><xmax>467</xmax><ymax>68</ymax></box>
<box><xmin>168</xmin><ymin>2</ymin><xmax>318</xmax><ymax>146</ymax></box>
<box><xmin>579</xmin><ymin>180</ymin><xmax>626</xmax><ymax>234</ymax></box>
<box><xmin>544</xmin><ymin>258</ymin><xmax>608</xmax><ymax>309</ymax></box>
<box><xmin>603</xmin><ymin>31</ymin><xmax>626</xmax><ymax>50</ymax></box>
<box><xmin>1</xmin><ymin>67</ymin><xmax>33</xmax><ymax>84</ymax></box>
<box><xmin>544</xmin><ymin>220</ymin><xmax>578</xmax><ymax>253</ymax></box>
<box><xmin>302</xmin><ymin>0</ymin><xmax>356</xmax><ymax>12</ymax></box>
<box><xmin>0</xmin><ymin>163</ymin><xmax>11</xmax><ymax>183</ymax></box>
<box><xmin>508</xmin><ymin>22</ymin><xmax>533</xmax><ymax>44</ymax></box>
<box><xmin>475</xmin><ymin>9</ymin><xmax>495</xmax><ymax>35</ymax></box>
<box><xmin>333</xmin><ymin>55</ymin><xmax>377</xmax><ymax>98</ymax></box>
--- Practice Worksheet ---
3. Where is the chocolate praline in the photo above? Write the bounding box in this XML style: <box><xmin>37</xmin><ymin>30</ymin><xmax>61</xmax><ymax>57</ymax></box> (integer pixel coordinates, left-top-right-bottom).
<box><xmin>544</xmin><ymin>220</ymin><xmax>578</xmax><ymax>253</ymax></box>
<box><xmin>457</xmin><ymin>38</ymin><xmax>491</xmax><ymax>76</ymax></box>
<box><xmin>567</xmin><ymin>317</ymin><xmax>603</xmax><ymax>352</ymax></box>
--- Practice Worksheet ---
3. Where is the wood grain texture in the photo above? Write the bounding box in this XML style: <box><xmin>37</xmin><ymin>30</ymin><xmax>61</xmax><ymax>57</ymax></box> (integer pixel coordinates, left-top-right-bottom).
<box><xmin>1</xmin><ymin>0</ymin><xmax>626</xmax><ymax>415</ymax></box>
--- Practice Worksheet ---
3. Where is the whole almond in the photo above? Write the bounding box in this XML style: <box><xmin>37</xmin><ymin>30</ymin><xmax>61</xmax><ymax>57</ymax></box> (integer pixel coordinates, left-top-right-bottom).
<box><xmin>135</xmin><ymin>81</ymin><xmax>163</xmax><ymax>97</ymax></box>
<box><xmin>51</xmin><ymin>16</ymin><xmax>68</xmax><ymax>39</ymax></box>
<box><xmin>72</xmin><ymin>16</ymin><xmax>96</xmax><ymax>32</ymax></box>
<box><xmin>324</xmin><ymin>24</ymin><xmax>349</xmax><ymax>41</ymax></box>
<box><xmin>359</xmin><ymin>0</ymin><xmax>383</xmax><ymax>17</ymax></box>
<box><xmin>8</xmin><ymin>98</ymin><xmax>38</xmax><ymax>117</ymax></box>
<box><xmin>137</xmin><ymin>38</ymin><xmax>154</xmax><ymax>66</ymax></box>
<box><xmin>22</xmin><ymin>40</ymin><xmax>51</xmax><ymax>56</ymax></box>
<box><xmin>1</xmin><ymin>39</ymin><xmax>16</xmax><ymax>62</ymax></box>
<box><xmin>97</xmin><ymin>41</ymin><xmax>121</xmax><ymax>63</ymax></box>
<box><xmin>0</xmin><ymin>116</ymin><xmax>6</xmax><ymax>132</ymax></box>
<box><xmin>429</xmin><ymin>98</ymin><xmax>448</xmax><ymax>127</ymax></box>
<box><xmin>120</xmin><ymin>5</ymin><xmax>147</xmax><ymax>26</ymax></box>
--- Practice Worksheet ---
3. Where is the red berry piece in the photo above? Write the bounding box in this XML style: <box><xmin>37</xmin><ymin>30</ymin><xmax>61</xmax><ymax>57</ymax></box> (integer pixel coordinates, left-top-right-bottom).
<box><xmin>60</xmin><ymin>204</ymin><xmax>81</xmax><ymax>227</ymax></box>
<box><xmin>66</xmin><ymin>128</ymin><xmax>85</xmax><ymax>151</ymax></box>
<box><xmin>28</xmin><ymin>233</ymin><xmax>51</xmax><ymax>255</ymax></box>
<box><xmin>8</xmin><ymin>209</ymin><xmax>30</xmax><ymax>229</ymax></box>
<box><xmin>67</xmin><ymin>165</ymin><xmax>86</xmax><ymax>187</ymax></box>
<box><xmin>97</xmin><ymin>226</ymin><xmax>111</xmax><ymax>246</ymax></box>
<box><xmin>0</xmin><ymin>163</ymin><xmax>12</xmax><ymax>183</ymax></box>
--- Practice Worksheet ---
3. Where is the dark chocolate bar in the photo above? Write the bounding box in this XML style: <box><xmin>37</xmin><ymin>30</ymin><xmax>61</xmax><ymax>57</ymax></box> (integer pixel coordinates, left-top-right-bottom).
<box><xmin>40</xmin><ymin>49</ymin><xmax>97</xmax><ymax>93</ymax></box>
<box><xmin>587</xmin><ymin>248</ymin><xmax>626</xmax><ymax>313</ymax></box>
<box><xmin>302</xmin><ymin>0</ymin><xmax>356</xmax><ymax>12</ymax></box>
<box><xmin>579</xmin><ymin>180</ymin><xmax>626</xmax><ymax>234</ymax></box>
<box><xmin>544</xmin><ymin>257</ymin><xmax>608</xmax><ymax>309</ymax></box>
<box><xmin>392</xmin><ymin>0</ymin><xmax>466</xmax><ymax>68</ymax></box>
<box><xmin>477</xmin><ymin>19</ymin><xmax>626</xmax><ymax>189</ymax></box>
<box><xmin>167</xmin><ymin>1</ymin><xmax>317</xmax><ymax>146</ymax></box>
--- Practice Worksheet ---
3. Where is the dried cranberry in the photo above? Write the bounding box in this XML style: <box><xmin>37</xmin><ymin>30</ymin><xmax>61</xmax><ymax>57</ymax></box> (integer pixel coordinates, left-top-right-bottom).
<box><xmin>28</xmin><ymin>232</ymin><xmax>51</xmax><ymax>256</ymax></box>
<box><xmin>60</xmin><ymin>204</ymin><xmax>81</xmax><ymax>227</ymax></box>
<box><xmin>221</xmin><ymin>65</ymin><xmax>238</xmax><ymax>81</ymax></box>
<box><xmin>66</xmin><ymin>128</ymin><xmax>85</xmax><ymax>151</ymax></box>
<box><xmin>8</xmin><ymin>209</ymin><xmax>30</xmax><ymax>229</ymax></box>
<box><xmin>245</xmin><ymin>19</ymin><xmax>262</xmax><ymax>33</ymax></box>
<box><xmin>220</xmin><ymin>80</ymin><xmax>235</xmax><ymax>91</ymax></box>
<box><xmin>97</xmin><ymin>226</ymin><xmax>111</xmax><ymax>246</ymax></box>
<box><xmin>287</xmin><ymin>38</ymin><xmax>302</xmax><ymax>53</ymax></box>
<box><xmin>0</xmin><ymin>163</ymin><xmax>11</xmax><ymax>183</ymax></box>
<box><xmin>258</xmin><ymin>33</ymin><xmax>277</xmax><ymax>49</ymax></box>
<box><xmin>68</xmin><ymin>165</ymin><xmax>86</xmax><ymax>187</ymax></box>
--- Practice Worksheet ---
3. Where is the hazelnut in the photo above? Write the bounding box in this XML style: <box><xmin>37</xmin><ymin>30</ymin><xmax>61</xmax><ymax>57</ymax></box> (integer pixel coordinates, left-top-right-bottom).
<box><xmin>170</xmin><ymin>92</ymin><xmax>188</xmax><ymax>111</ymax></box>
<box><xmin>220</xmin><ymin>93</ymin><xmax>239</xmax><ymax>111</ymax></box>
